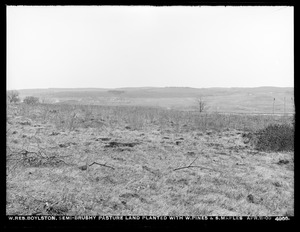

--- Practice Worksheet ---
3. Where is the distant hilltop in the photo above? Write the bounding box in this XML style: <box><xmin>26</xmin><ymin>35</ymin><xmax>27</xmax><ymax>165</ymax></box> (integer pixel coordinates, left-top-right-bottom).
<box><xmin>14</xmin><ymin>86</ymin><xmax>293</xmax><ymax>95</ymax></box>
<box><xmin>10</xmin><ymin>86</ymin><xmax>294</xmax><ymax>114</ymax></box>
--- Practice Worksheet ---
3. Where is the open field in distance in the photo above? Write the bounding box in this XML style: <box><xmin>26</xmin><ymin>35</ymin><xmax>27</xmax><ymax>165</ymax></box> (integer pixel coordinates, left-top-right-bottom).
<box><xmin>16</xmin><ymin>87</ymin><xmax>294</xmax><ymax>114</ymax></box>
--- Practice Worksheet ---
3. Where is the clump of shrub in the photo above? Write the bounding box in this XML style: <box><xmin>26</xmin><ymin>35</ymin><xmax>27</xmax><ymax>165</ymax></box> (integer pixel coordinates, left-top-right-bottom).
<box><xmin>23</xmin><ymin>96</ymin><xmax>40</xmax><ymax>105</ymax></box>
<box><xmin>7</xmin><ymin>90</ymin><xmax>20</xmax><ymax>104</ymax></box>
<box><xmin>254</xmin><ymin>123</ymin><xmax>294</xmax><ymax>152</ymax></box>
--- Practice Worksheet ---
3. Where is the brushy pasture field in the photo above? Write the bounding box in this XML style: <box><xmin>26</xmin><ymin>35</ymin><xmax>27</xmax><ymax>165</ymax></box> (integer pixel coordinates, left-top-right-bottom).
<box><xmin>6</xmin><ymin>103</ymin><xmax>294</xmax><ymax>216</ymax></box>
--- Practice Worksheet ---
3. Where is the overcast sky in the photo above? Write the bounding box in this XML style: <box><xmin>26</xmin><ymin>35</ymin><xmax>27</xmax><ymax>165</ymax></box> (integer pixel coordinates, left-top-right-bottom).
<box><xmin>7</xmin><ymin>6</ymin><xmax>293</xmax><ymax>90</ymax></box>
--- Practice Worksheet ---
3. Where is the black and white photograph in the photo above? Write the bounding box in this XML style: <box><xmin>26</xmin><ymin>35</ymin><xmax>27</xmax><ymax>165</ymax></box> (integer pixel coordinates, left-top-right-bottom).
<box><xmin>6</xmin><ymin>5</ymin><xmax>294</xmax><ymax>218</ymax></box>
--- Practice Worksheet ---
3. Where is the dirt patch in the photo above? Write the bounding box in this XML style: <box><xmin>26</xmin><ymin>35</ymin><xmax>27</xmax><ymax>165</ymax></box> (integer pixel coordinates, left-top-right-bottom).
<box><xmin>104</xmin><ymin>141</ymin><xmax>140</xmax><ymax>148</ymax></box>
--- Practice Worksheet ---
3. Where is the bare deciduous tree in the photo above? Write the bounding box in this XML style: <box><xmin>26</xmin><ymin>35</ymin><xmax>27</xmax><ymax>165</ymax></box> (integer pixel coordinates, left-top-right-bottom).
<box><xmin>196</xmin><ymin>96</ymin><xmax>207</xmax><ymax>113</ymax></box>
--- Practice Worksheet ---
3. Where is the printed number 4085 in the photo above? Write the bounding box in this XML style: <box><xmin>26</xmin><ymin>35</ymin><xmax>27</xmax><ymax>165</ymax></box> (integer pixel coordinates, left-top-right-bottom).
<box><xmin>275</xmin><ymin>216</ymin><xmax>290</xmax><ymax>221</ymax></box>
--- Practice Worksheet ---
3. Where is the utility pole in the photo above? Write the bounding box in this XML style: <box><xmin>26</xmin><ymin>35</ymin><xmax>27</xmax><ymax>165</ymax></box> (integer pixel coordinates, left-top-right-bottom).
<box><xmin>273</xmin><ymin>98</ymin><xmax>275</xmax><ymax>115</ymax></box>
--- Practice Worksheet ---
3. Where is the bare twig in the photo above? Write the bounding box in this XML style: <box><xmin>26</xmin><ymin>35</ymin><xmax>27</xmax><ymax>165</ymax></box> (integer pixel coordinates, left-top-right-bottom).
<box><xmin>173</xmin><ymin>165</ymin><xmax>218</xmax><ymax>172</ymax></box>
<box><xmin>89</xmin><ymin>161</ymin><xmax>115</xmax><ymax>170</ymax></box>
<box><xmin>55</xmin><ymin>159</ymin><xmax>69</xmax><ymax>165</ymax></box>
<box><xmin>6</xmin><ymin>127</ymin><xmax>11</xmax><ymax>135</ymax></box>
<box><xmin>173</xmin><ymin>157</ymin><xmax>198</xmax><ymax>171</ymax></box>
<box><xmin>173</xmin><ymin>155</ymin><xmax>219</xmax><ymax>172</ymax></box>
<box><xmin>188</xmin><ymin>157</ymin><xmax>198</xmax><ymax>167</ymax></box>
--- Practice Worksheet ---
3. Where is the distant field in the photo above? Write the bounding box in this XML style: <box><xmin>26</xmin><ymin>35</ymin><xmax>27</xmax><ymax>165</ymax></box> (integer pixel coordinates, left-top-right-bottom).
<box><xmin>6</xmin><ymin>103</ymin><xmax>294</xmax><ymax>216</ymax></box>
<box><xmin>16</xmin><ymin>87</ymin><xmax>294</xmax><ymax>114</ymax></box>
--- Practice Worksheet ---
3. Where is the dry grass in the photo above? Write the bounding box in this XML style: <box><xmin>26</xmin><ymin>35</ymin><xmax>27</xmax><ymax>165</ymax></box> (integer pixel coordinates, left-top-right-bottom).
<box><xmin>6</xmin><ymin>103</ymin><xmax>294</xmax><ymax>216</ymax></box>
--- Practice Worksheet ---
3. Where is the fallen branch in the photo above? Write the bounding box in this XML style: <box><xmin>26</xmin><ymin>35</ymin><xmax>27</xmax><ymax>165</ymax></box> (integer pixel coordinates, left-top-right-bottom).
<box><xmin>89</xmin><ymin>161</ymin><xmax>115</xmax><ymax>170</ymax></box>
<box><xmin>54</xmin><ymin>159</ymin><xmax>69</xmax><ymax>165</ymax></box>
<box><xmin>188</xmin><ymin>157</ymin><xmax>198</xmax><ymax>167</ymax></box>
<box><xmin>173</xmin><ymin>157</ymin><xmax>220</xmax><ymax>172</ymax></box>
<box><xmin>6</xmin><ymin>127</ymin><xmax>11</xmax><ymax>135</ymax></box>
<box><xmin>142</xmin><ymin>165</ymin><xmax>160</xmax><ymax>176</ymax></box>
<box><xmin>173</xmin><ymin>165</ymin><xmax>216</xmax><ymax>172</ymax></box>
<box><xmin>173</xmin><ymin>157</ymin><xmax>198</xmax><ymax>171</ymax></box>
